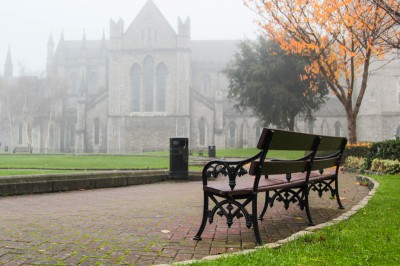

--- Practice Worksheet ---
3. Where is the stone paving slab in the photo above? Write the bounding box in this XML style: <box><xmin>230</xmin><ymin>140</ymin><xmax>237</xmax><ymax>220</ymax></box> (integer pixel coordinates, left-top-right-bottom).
<box><xmin>0</xmin><ymin>172</ymin><xmax>369</xmax><ymax>265</ymax></box>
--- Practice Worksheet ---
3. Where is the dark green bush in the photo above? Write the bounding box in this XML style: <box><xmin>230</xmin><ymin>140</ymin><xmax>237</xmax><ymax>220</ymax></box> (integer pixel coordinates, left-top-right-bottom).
<box><xmin>364</xmin><ymin>139</ymin><xmax>400</xmax><ymax>169</ymax></box>
<box><xmin>341</xmin><ymin>144</ymin><xmax>371</xmax><ymax>164</ymax></box>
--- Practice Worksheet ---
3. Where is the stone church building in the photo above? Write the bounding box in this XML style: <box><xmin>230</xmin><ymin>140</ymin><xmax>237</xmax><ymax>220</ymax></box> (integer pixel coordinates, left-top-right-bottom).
<box><xmin>3</xmin><ymin>0</ymin><xmax>260</xmax><ymax>153</ymax></box>
<box><xmin>1</xmin><ymin>0</ymin><xmax>399</xmax><ymax>153</ymax></box>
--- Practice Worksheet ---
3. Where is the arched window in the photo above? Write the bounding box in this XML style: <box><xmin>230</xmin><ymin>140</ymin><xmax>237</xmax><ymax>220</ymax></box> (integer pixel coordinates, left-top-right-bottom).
<box><xmin>308</xmin><ymin>121</ymin><xmax>314</xmax><ymax>134</ymax></box>
<box><xmin>156</xmin><ymin>64</ymin><xmax>167</xmax><ymax>112</ymax></box>
<box><xmin>321</xmin><ymin>120</ymin><xmax>329</xmax><ymax>135</ymax></box>
<box><xmin>254</xmin><ymin>122</ymin><xmax>261</xmax><ymax>146</ymax></box>
<box><xmin>143</xmin><ymin>56</ymin><xmax>154</xmax><ymax>112</ymax></box>
<box><xmin>68</xmin><ymin>73</ymin><xmax>79</xmax><ymax>95</ymax></box>
<box><xmin>396</xmin><ymin>126</ymin><xmax>400</xmax><ymax>138</ymax></box>
<box><xmin>397</xmin><ymin>78</ymin><xmax>400</xmax><ymax>105</ymax></box>
<box><xmin>228</xmin><ymin>122</ymin><xmax>236</xmax><ymax>148</ymax></box>
<box><xmin>49</xmin><ymin>126</ymin><xmax>54</xmax><ymax>147</ymax></box>
<box><xmin>69</xmin><ymin>123</ymin><xmax>75</xmax><ymax>147</ymax></box>
<box><xmin>130</xmin><ymin>64</ymin><xmax>141</xmax><ymax>112</ymax></box>
<box><xmin>94</xmin><ymin>118</ymin><xmax>100</xmax><ymax>145</ymax></box>
<box><xmin>199</xmin><ymin>118</ymin><xmax>207</xmax><ymax>146</ymax></box>
<box><xmin>147</xmin><ymin>27</ymin><xmax>152</xmax><ymax>43</ymax></box>
<box><xmin>334</xmin><ymin>121</ymin><xmax>342</xmax><ymax>137</ymax></box>
<box><xmin>88</xmin><ymin>72</ymin><xmax>98</xmax><ymax>96</ymax></box>
<box><xmin>242</xmin><ymin>121</ymin><xmax>249</xmax><ymax>148</ymax></box>
<box><xmin>18</xmin><ymin>122</ymin><xmax>23</xmax><ymax>144</ymax></box>
<box><xmin>203</xmin><ymin>74</ymin><xmax>211</xmax><ymax>96</ymax></box>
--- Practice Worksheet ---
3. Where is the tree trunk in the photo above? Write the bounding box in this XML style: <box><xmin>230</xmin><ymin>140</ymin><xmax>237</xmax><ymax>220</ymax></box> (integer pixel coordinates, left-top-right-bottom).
<box><xmin>346</xmin><ymin>111</ymin><xmax>357</xmax><ymax>144</ymax></box>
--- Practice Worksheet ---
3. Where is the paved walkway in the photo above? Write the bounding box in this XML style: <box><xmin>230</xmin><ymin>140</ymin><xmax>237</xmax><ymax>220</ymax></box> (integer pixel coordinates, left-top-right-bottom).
<box><xmin>0</xmin><ymin>172</ymin><xmax>369</xmax><ymax>265</ymax></box>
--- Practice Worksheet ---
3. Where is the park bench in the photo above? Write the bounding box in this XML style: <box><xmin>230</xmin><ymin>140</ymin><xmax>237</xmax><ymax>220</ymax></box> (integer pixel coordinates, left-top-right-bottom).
<box><xmin>190</xmin><ymin>147</ymin><xmax>206</xmax><ymax>157</ymax></box>
<box><xmin>12</xmin><ymin>146</ymin><xmax>33</xmax><ymax>153</ymax></box>
<box><xmin>193</xmin><ymin>128</ymin><xmax>347</xmax><ymax>245</ymax></box>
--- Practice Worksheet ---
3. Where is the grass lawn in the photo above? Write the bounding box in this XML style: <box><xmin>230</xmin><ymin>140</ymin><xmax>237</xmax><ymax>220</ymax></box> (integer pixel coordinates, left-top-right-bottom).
<box><xmin>0</xmin><ymin>154</ymin><xmax>169</xmax><ymax>171</ymax></box>
<box><xmin>0</xmin><ymin>148</ymin><xmax>301</xmax><ymax>175</ymax></box>
<box><xmin>191</xmin><ymin>174</ymin><xmax>400</xmax><ymax>265</ymax></box>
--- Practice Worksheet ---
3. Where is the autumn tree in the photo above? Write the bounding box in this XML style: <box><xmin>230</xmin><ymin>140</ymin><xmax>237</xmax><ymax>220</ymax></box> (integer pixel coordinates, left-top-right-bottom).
<box><xmin>224</xmin><ymin>38</ymin><xmax>328</xmax><ymax>131</ymax></box>
<box><xmin>370</xmin><ymin>0</ymin><xmax>400</xmax><ymax>48</ymax></box>
<box><xmin>247</xmin><ymin>0</ymin><xmax>399</xmax><ymax>143</ymax></box>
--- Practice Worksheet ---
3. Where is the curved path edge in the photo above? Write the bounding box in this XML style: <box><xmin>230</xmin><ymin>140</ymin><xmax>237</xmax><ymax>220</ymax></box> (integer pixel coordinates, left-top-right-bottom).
<box><xmin>163</xmin><ymin>175</ymin><xmax>379</xmax><ymax>266</ymax></box>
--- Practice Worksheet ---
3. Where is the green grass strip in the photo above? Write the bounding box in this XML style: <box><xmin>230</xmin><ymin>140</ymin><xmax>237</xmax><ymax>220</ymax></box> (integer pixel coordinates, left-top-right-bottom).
<box><xmin>191</xmin><ymin>174</ymin><xmax>400</xmax><ymax>265</ymax></box>
<box><xmin>0</xmin><ymin>154</ymin><xmax>169</xmax><ymax>170</ymax></box>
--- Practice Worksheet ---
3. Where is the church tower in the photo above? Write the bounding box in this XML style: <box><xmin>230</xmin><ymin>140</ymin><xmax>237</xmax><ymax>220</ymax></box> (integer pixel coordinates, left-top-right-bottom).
<box><xmin>46</xmin><ymin>33</ymin><xmax>54</xmax><ymax>74</ymax></box>
<box><xmin>4</xmin><ymin>45</ymin><xmax>13</xmax><ymax>78</ymax></box>
<box><xmin>75</xmin><ymin>74</ymin><xmax>86</xmax><ymax>153</ymax></box>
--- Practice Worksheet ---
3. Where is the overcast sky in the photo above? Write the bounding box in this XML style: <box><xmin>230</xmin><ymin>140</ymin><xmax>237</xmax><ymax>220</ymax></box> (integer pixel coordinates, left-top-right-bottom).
<box><xmin>0</xmin><ymin>0</ymin><xmax>261</xmax><ymax>76</ymax></box>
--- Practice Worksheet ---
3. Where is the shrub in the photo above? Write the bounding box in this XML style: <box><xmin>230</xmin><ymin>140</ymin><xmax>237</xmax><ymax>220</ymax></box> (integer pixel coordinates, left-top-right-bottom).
<box><xmin>341</xmin><ymin>142</ymin><xmax>371</xmax><ymax>164</ymax></box>
<box><xmin>344</xmin><ymin>156</ymin><xmax>366</xmax><ymax>169</ymax></box>
<box><xmin>370</xmin><ymin>159</ymin><xmax>400</xmax><ymax>174</ymax></box>
<box><xmin>365</xmin><ymin>139</ymin><xmax>400</xmax><ymax>169</ymax></box>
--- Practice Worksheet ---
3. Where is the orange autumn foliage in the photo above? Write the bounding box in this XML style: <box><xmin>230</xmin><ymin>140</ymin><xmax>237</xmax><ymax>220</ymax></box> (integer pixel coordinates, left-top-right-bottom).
<box><xmin>246</xmin><ymin>0</ymin><xmax>398</xmax><ymax>143</ymax></box>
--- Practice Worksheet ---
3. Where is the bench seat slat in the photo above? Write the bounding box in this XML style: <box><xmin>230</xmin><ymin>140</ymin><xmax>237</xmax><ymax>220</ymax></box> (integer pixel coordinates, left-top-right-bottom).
<box><xmin>203</xmin><ymin>169</ymin><xmax>337</xmax><ymax>197</ymax></box>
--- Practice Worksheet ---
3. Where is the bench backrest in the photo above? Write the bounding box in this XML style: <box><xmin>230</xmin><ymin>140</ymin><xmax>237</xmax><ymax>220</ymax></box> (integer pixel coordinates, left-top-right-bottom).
<box><xmin>249</xmin><ymin>128</ymin><xmax>320</xmax><ymax>177</ymax></box>
<box><xmin>248</xmin><ymin>128</ymin><xmax>347</xmax><ymax>191</ymax></box>
<box><xmin>312</xmin><ymin>135</ymin><xmax>347</xmax><ymax>173</ymax></box>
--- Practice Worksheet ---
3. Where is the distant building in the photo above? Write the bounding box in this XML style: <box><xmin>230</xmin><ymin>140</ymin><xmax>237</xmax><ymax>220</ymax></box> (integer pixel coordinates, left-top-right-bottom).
<box><xmin>1</xmin><ymin>0</ymin><xmax>259</xmax><ymax>153</ymax></box>
<box><xmin>1</xmin><ymin>0</ymin><xmax>399</xmax><ymax>153</ymax></box>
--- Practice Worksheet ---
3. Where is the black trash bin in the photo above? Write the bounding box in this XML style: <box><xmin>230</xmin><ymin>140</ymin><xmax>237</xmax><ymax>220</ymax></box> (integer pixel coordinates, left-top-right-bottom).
<box><xmin>208</xmin><ymin>145</ymin><xmax>216</xmax><ymax>157</ymax></box>
<box><xmin>169</xmin><ymin>138</ymin><xmax>188</xmax><ymax>180</ymax></box>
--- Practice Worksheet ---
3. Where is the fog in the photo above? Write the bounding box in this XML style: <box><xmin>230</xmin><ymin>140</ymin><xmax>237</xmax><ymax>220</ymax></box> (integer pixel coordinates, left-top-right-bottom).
<box><xmin>0</xmin><ymin>0</ymin><xmax>259</xmax><ymax>75</ymax></box>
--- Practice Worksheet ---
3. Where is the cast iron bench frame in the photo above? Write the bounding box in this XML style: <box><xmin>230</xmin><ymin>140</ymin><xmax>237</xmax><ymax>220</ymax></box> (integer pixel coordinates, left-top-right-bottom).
<box><xmin>193</xmin><ymin>128</ymin><xmax>347</xmax><ymax>245</ymax></box>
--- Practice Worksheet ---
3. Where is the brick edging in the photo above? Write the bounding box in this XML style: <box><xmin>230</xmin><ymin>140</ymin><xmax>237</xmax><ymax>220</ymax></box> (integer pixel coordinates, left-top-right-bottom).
<box><xmin>161</xmin><ymin>175</ymin><xmax>378</xmax><ymax>266</ymax></box>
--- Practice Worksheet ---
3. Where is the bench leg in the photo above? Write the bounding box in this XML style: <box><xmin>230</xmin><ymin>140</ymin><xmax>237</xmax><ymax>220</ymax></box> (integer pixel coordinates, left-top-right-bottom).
<box><xmin>252</xmin><ymin>195</ymin><xmax>263</xmax><ymax>245</ymax></box>
<box><xmin>258</xmin><ymin>191</ymin><xmax>269</xmax><ymax>220</ymax></box>
<box><xmin>303</xmin><ymin>187</ymin><xmax>315</xmax><ymax>226</ymax></box>
<box><xmin>334</xmin><ymin>178</ymin><xmax>345</xmax><ymax>209</ymax></box>
<box><xmin>193</xmin><ymin>191</ymin><xmax>209</xmax><ymax>241</ymax></box>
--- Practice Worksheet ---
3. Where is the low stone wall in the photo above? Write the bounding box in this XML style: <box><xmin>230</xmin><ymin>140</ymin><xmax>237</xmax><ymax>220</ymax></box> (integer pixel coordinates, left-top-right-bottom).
<box><xmin>0</xmin><ymin>170</ymin><xmax>204</xmax><ymax>196</ymax></box>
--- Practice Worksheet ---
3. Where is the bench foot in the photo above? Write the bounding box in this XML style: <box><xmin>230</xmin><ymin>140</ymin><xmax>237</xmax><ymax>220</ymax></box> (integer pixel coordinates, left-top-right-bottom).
<box><xmin>193</xmin><ymin>235</ymin><xmax>202</xmax><ymax>241</ymax></box>
<box><xmin>338</xmin><ymin>206</ymin><xmax>345</xmax><ymax>210</ymax></box>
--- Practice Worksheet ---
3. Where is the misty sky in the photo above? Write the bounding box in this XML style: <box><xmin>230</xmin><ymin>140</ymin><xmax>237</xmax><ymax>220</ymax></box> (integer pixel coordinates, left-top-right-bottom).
<box><xmin>0</xmin><ymin>0</ymin><xmax>260</xmax><ymax>76</ymax></box>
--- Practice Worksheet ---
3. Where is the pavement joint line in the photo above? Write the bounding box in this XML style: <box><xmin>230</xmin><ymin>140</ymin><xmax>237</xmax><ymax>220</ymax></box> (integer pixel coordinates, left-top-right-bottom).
<box><xmin>160</xmin><ymin>175</ymin><xmax>378</xmax><ymax>266</ymax></box>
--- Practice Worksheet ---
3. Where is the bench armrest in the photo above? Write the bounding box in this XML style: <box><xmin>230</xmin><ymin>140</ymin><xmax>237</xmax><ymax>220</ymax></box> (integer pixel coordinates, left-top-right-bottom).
<box><xmin>202</xmin><ymin>151</ymin><xmax>262</xmax><ymax>190</ymax></box>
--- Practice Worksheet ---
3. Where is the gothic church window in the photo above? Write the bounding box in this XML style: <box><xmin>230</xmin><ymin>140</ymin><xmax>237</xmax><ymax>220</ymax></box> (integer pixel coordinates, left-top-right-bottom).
<box><xmin>94</xmin><ymin>118</ymin><xmax>100</xmax><ymax>145</ymax></box>
<box><xmin>228</xmin><ymin>122</ymin><xmax>236</xmax><ymax>148</ymax></box>
<box><xmin>397</xmin><ymin>77</ymin><xmax>400</xmax><ymax>104</ymax></box>
<box><xmin>156</xmin><ymin>64</ymin><xmax>167</xmax><ymax>112</ymax></box>
<box><xmin>130</xmin><ymin>64</ymin><xmax>141</xmax><ymax>112</ymax></box>
<box><xmin>334</xmin><ymin>121</ymin><xmax>342</xmax><ymax>137</ymax></box>
<box><xmin>88</xmin><ymin>72</ymin><xmax>99</xmax><ymax>96</ymax></box>
<box><xmin>18</xmin><ymin>122</ymin><xmax>23</xmax><ymax>145</ymax></box>
<box><xmin>143</xmin><ymin>56</ymin><xmax>155</xmax><ymax>112</ymax></box>
<box><xmin>68</xmin><ymin>73</ymin><xmax>79</xmax><ymax>95</ymax></box>
<box><xmin>321</xmin><ymin>120</ymin><xmax>329</xmax><ymax>135</ymax></box>
<box><xmin>141</xmin><ymin>30</ymin><xmax>145</xmax><ymax>44</ymax></box>
<box><xmin>49</xmin><ymin>126</ymin><xmax>54</xmax><ymax>147</ymax></box>
<box><xmin>396</xmin><ymin>126</ymin><xmax>400</xmax><ymax>138</ymax></box>
<box><xmin>147</xmin><ymin>27</ymin><xmax>152</xmax><ymax>43</ymax></box>
<box><xmin>203</xmin><ymin>74</ymin><xmax>211</xmax><ymax>96</ymax></box>
<box><xmin>199</xmin><ymin>118</ymin><xmax>207</xmax><ymax>146</ymax></box>
<box><xmin>308</xmin><ymin>121</ymin><xmax>314</xmax><ymax>134</ymax></box>
<box><xmin>154</xmin><ymin>30</ymin><xmax>158</xmax><ymax>43</ymax></box>
<box><xmin>68</xmin><ymin>123</ymin><xmax>75</xmax><ymax>147</ymax></box>
<box><xmin>254</xmin><ymin>122</ymin><xmax>261</xmax><ymax>146</ymax></box>
<box><xmin>242</xmin><ymin>121</ymin><xmax>249</xmax><ymax>148</ymax></box>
